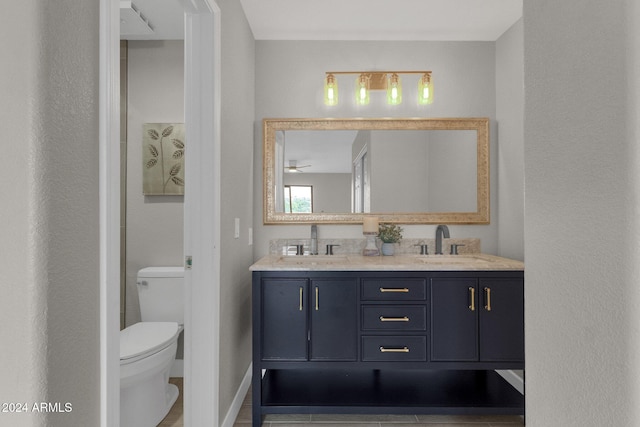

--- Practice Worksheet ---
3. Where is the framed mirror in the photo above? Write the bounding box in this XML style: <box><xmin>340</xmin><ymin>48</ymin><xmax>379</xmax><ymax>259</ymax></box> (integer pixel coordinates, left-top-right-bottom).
<box><xmin>263</xmin><ymin>117</ymin><xmax>489</xmax><ymax>224</ymax></box>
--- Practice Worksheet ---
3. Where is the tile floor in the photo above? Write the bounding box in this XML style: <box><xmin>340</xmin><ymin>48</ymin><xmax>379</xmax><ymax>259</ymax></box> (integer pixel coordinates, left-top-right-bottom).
<box><xmin>158</xmin><ymin>378</ymin><xmax>183</xmax><ymax>427</ymax></box>
<box><xmin>158</xmin><ymin>379</ymin><xmax>525</xmax><ymax>427</ymax></box>
<box><xmin>232</xmin><ymin>387</ymin><xmax>525</xmax><ymax>427</ymax></box>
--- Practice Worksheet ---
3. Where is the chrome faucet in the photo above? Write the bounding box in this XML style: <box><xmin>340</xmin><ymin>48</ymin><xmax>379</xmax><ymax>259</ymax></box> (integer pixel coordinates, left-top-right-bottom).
<box><xmin>310</xmin><ymin>224</ymin><xmax>318</xmax><ymax>255</ymax></box>
<box><xmin>435</xmin><ymin>224</ymin><xmax>450</xmax><ymax>255</ymax></box>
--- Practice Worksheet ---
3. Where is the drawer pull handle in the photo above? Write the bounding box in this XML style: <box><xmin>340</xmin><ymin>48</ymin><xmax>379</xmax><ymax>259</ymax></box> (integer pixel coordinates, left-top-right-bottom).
<box><xmin>315</xmin><ymin>286</ymin><xmax>319</xmax><ymax>311</ymax></box>
<box><xmin>468</xmin><ymin>287</ymin><xmax>475</xmax><ymax>311</ymax></box>
<box><xmin>379</xmin><ymin>287</ymin><xmax>409</xmax><ymax>293</ymax></box>
<box><xmin>379</xmin><ymin>346</ymin><xmax>410</xmax><ymax>353</ymax></box>
<box><xmin>484</xmin><ymin>287</ymin><xmax>491</xmax><ymax>311</ymax></box>
<box><xmin>299</xmin><ymin>287</ymin><xmax>303</xmax><ymax>311</ymax></box>
<box><xmin>379</xmin><ymin>316</ymin><xmax>410</xmax><ymax>322</ymax></box>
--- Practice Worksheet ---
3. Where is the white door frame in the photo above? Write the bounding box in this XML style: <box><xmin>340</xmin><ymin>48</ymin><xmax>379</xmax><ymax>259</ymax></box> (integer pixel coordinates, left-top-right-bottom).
<box><xmin>181</xmin><ymin>1</ymin><xmax>222</xmax><ymax>426</ymax></box>
<box><xmin>99</xmin><ymin>0</ymin><xmax>120</xmax><ymax>424</ymax></box>
<box><xmin>99</xmin><ymin>0</ymin><xmax>221</xmax><ymax>426</ymax></box>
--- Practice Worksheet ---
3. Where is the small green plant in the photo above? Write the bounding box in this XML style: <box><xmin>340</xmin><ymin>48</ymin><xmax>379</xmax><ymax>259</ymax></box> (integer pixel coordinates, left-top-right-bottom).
<box><xmin>378</xmin><ymin>223</ymin><xmax>403</xmax><ymax>243</ymax></box>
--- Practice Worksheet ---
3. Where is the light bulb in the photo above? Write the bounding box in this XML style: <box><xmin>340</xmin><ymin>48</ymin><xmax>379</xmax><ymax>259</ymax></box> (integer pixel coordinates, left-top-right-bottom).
<box><xmin>387</xmin><ymin>73</ymin><xmax>402</xmax><ymax>105</ymax></box>
<box><xmin>355</xmin><ymin>74</ymin><xmax>370</xmax><ymax>105</ymax></box>
<box><xmin>418</xmin><ymin>72</ymin><xmax>433</xmax><ymax>105</ymax></box>
<box><xmin>324</xmin><ymin>74</ymin><xmax>338</xmax><ymax>106</ymax></box>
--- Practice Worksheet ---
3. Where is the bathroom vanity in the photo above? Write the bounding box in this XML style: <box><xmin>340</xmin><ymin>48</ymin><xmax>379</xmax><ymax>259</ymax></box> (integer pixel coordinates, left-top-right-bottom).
<box><xmin>250</xmin><ymin>254</ymin><xmax>524</xmax><ymax>426</ymax></box>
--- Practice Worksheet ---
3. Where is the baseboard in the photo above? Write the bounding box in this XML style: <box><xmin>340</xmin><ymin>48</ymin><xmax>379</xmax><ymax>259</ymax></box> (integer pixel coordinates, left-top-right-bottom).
<box><xmin>221</xmin><ymin>363</ymin><xmax>252</xmax><ymax>427</ymax></box>
<box><xmin>496</xmin><ymin>369</ymin><xmax>524</xmax><ymax>395</ymax></box>
<box><xmin>170</xmin><ymin>359</ymin><xmax>184</xmax><ymax>378</ymax></box>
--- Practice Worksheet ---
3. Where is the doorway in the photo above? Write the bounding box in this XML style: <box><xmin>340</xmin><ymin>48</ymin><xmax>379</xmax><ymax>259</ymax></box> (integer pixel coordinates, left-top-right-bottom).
<box><xmin>100</xmin><ymin>1</ymin><xmax>221</xmax><ymax>426</ymax></box>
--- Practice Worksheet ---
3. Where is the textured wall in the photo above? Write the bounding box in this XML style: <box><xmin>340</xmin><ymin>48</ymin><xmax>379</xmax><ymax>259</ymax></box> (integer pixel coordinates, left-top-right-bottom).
<box><xmin>524</xmin><ymin>1</ymin><xmax>640</xmax><ymax>425</ymax></box>
<box><xmin>0</xmin><ymin>2</ymin><xmax>44</xmax><ymax>426</ymax></box>
<box><xmin>1</xmin><ymin>1</ymin><xmax>100</xmax><ymax>426</ymax></box>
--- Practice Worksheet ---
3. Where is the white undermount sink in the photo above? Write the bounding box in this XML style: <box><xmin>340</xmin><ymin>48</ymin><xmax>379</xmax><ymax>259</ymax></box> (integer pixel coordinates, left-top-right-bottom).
<box><xmin>404</xmin><ymin>255</ymin><xmax>493</xmax><ymax>264</ymax></box>
<box><xmin>276</xmin><ymin>255</ymin><xmax>349</xmax><ymax>265</ymax></box>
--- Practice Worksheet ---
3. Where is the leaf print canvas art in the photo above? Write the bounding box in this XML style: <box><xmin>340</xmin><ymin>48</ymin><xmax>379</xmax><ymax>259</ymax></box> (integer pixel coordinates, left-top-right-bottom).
<box><xmin>143</xmin><ymin>123</ymin><xmax>185</xmax><ymax>195</ymax></box>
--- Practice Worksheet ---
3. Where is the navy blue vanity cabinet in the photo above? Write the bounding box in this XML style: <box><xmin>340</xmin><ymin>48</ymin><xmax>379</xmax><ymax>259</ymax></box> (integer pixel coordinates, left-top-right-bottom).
<box><xmin>260</xmin><ymin>277</ymin><xmax>358</xmax><ymax>361</ymax></box>
<box><xmin>360</xmin><ymin>277</ymin><xmax>428</xmax><ymax>362</ymax></box>
<box><xmin>309</xmin><ymin>279</ymin><xmax>358</xmax><ymax>361</ymax></box>
<box><xmin>431</xmin><ymin>278</ymin><xmax>479</xmax><ymax>361</ymax></box>
<box><xmin>261</xmin><ymin>278</ymin><xmax>308</xmax><ymax>360</ymax></box>
<box><xmin>252</xmin><ymin>270</ymin><xmax>524</xmax><ymax>427</ymax></box>
<box><xmin>431</xmin><ymin>277</ymin><xmax>524</xmax><ymax>363</ymax></box>
<box><xmin>478</xmin><ymin>278</ymin><xmax>525</xmax><ymax>362</ymax></box>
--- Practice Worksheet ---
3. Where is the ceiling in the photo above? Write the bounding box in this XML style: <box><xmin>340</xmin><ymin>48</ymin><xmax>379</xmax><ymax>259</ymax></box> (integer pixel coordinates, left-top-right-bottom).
<box><xmin>121</xmin><ymin>0</ymin><xmax>522</xmax><ymax>41</ymax></box>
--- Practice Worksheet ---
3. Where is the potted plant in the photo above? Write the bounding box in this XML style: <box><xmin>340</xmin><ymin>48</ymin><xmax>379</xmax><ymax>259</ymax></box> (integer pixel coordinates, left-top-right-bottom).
<box><xmin>378</xmin><ymin>223</ymin><xmax>403</xmax><ymax>256</ymax></box>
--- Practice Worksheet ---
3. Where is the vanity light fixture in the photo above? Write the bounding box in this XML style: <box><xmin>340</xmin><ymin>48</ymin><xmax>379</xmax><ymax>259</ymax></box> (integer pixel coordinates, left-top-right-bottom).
<box><xmin>324</xmin><ymin>71</ymin><xmax>432</xmax><ymax>106</ymax></box>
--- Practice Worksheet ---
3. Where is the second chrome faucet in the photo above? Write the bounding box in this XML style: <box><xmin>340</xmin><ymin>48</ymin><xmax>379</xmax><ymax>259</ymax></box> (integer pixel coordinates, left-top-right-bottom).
<box><xmin>310</xmin><ymin>224</ymin><xmax>318</xmax><ymax>255</ymax></box>
<box><xmin>435</xmin><ymin>224</ymin><xmax>450</xmax><ymax>255</ymax></box>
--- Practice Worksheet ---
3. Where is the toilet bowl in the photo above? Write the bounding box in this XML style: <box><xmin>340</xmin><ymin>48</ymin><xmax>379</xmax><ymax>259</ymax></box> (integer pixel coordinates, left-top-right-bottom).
<box><xmin>120</xmin><ymin>322</ymin><xmax>182</xmax><ymax>427</ymax></box>
<box><xmin>120</xmin><ymin>266</ymin><xmax>185</xmax><ymax>427</ymax></box>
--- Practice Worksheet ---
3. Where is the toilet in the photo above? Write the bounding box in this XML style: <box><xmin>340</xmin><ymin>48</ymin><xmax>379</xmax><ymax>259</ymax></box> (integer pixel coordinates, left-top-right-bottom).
<box><xmin>120</xmin><ymin>267</ymin><xmax>184</xmax><ymax>427</ymax></box>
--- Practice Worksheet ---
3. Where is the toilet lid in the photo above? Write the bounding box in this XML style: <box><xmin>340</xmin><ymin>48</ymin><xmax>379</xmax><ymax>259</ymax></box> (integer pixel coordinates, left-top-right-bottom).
<box><xmin>120</xmin><ymin>322</ymin><xmax>180</xmax><ymax>361</ymax></box>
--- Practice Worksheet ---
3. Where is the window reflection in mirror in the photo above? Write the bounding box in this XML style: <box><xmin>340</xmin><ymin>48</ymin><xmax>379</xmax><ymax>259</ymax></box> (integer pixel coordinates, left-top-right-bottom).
<box><xmin>283</xmin><ymin>185</ymin><xmax>313</xmax><ymax>213</ymax></box>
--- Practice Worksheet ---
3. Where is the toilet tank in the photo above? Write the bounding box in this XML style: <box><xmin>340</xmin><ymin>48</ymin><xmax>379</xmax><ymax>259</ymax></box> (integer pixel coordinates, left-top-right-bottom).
<box><xmin>136</xmin><ymin>267</ymin><xmax>184</xmax><ymax>323</ymax></box>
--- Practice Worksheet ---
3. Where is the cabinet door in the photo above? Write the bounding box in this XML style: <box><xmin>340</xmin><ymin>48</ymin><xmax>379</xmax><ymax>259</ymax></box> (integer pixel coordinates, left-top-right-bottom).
<box><xmin>261</xmin><ymin>279</ymin><xmax>308</xmax><ymax>360</ymax></box>
<box><xmin>310</xmin><ymin>279</ymin><xmax>358</xmax><ymax>361</ymax></box>
<box><xmin>479</xmin><ymin>278</ymin><xmax>524</xmax><ymax>362</ymax></box>
<box><xmin>431</xmin><ymin>278</ymin><xmax>478</xmax><ymax>361</ymax></box>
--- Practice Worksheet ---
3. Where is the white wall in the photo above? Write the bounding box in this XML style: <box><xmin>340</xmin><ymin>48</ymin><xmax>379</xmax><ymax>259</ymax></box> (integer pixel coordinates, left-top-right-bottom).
<box><xmin>496</xmin><ymin>19</ymin><xmax>524</xmax><ymax>261</ymax></box>
<box><xmin>1</xmin><ymin>1</ymin><xmax>100</xmax><ymax>426</ymax></box>
<box><xmin>1</xmin><ymin>5</ymin><xmax>40</xmax><ymax>424</ymax></box>
<box><xmin>524</xmin><ymin>1</ymin><xmax>640</xmax><ymax>425</ymax></box>
<box><xmin>217</xmin><ymin>0</ymin><xmax>256</xmax><ymax>420</ymax></box>
<box><xmin>254</xmin><ymin>41</ymin><xmax>499</xmax><ymax>258</ymax></box>
<box><xmin>126</xmin><ymin>40</ymin><xmax>185</xmax><ymax>326</ymax></box>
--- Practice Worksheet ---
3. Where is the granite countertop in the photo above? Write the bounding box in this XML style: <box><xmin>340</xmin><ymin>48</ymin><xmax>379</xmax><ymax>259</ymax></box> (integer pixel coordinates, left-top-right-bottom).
<box><xmin>250</xmin><ymin>253</ymin><xmax>524</xmax><ymax>272</ymax></box>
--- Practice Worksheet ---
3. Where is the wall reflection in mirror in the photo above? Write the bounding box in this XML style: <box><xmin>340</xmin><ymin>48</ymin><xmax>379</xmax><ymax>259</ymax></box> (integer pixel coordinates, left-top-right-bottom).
<box><xmin>263</xmin><ymin>118</ymin><xmax>489</xmax><ymax>224</ymax></box>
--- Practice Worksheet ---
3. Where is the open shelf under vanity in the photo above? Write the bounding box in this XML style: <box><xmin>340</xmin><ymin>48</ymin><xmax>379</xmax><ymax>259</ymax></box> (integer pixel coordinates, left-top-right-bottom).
<box><xmin>260</xmin><ymin>368</ymin><xmax>524</xmax><ymax>416</ymax></box>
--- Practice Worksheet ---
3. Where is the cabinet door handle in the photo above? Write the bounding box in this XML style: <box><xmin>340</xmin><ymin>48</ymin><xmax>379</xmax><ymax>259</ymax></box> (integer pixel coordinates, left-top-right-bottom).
<box><xmin>379</xmin><ymin>316</ymin><xmax>410</xmax><ymax>322</ymax></box>
<box><xmin>379</xmin><ymin>346</ymin><xmax>410</xmax><ymax>353</ymax></box>
<box><xmin>468</xmin><ymin>287</ymin><xmax>475</xmax><ymax>311</ymax></box>
<box><xmin>379</xmin><ymin>287</ymin><xmax>409</xmax><ymax>293</ymax></box>
<box><xmin>484</xmin><ymin>287</ymin><xmax>491</xmax><ymax>311</ymax></box>
<box><xmin>299</xmin><ymin>287</ymin><xmax>303</xmax><ymax>311</ymax></box>
<box><xmin>315</xmin><ymin>286</ymin><xmax>319</xmax><ymax>311</ymax></box>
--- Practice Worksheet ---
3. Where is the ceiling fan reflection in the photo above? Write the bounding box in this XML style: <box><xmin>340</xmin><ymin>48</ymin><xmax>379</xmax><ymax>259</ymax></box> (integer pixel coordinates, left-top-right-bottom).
<box><xmin>285</xmin><ymin>160</ymin><xmax>311</xmax><ymax>173</ymax></box>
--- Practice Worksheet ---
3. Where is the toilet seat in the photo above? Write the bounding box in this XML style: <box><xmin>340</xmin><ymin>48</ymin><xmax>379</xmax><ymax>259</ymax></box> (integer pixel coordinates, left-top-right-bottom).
<box><xmin>120</xmin><ymin>322</ymin><xmax>180</xmax><ymax>365</ymax></box>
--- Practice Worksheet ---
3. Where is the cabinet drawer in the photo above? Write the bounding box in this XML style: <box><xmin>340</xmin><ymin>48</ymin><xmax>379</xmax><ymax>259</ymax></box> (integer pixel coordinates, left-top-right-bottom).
<box><xmin>362</xmin><ymin>336</ymin><xmax>427</xmax><ymax>361</ymax></box>
<box><xmin>362</xmin><ymin>306</ymin><xmax>426</xmax><ymax>331</ymax></box>
<box><xmin>361</xmin><ymin>278</ymin><xmax>426</xmax><ymax>301</ymax></box>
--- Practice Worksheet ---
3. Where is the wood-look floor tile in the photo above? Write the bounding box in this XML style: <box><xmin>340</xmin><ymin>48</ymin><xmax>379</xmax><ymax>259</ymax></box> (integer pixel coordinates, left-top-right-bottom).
<box><xmin>166</xmin><ymin>382</ymin><xmax>524</xmax><ymax>427</ymax></box>
<box><xmin>415</xmin><ymin>414</ymin><xmax>523</xmax><ymax>424</ymax></box>
<box><xmin>158</xmin><ymin>377</ymin><xmax>184</xmax><ymax>427</ymax></box>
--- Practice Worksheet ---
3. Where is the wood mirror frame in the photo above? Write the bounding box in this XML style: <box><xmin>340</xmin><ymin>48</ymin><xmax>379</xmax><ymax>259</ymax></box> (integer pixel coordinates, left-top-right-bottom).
<box><xmin>263</xmin><ymin>117</ymin><xmax>489</xmax><ymax>224</ymax></box>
